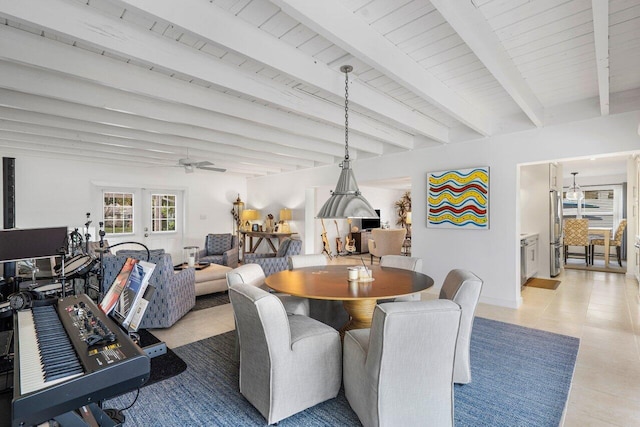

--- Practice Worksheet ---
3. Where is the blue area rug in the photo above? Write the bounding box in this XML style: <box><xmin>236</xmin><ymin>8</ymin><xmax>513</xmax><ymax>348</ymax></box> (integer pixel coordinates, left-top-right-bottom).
<box><xmin>105</xmin><ymin>317</ymin><xmax>579</xmax><ymax>426</ymax></box>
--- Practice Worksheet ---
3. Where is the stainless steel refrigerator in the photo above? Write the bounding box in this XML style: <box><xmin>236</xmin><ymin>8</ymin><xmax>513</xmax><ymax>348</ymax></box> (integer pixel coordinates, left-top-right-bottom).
<box><xmin>550</xmin><ymin>190</ymin><xmax>563</xmax><ymax>277</ymax></box>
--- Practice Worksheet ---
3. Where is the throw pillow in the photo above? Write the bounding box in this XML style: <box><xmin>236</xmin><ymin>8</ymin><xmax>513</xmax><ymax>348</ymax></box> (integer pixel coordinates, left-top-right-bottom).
<box><xmin>276</xmin><ymin>239</ymin><xmax>291</xmax><ymax>257</ymax></box>
<box><xmin>207</xmin><ymin>233</ymin><xmax>233</xmax><ymax>255</ymax></box>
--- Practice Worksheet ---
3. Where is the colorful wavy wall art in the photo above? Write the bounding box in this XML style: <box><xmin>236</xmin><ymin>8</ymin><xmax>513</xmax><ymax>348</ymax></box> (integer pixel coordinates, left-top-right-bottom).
<box><xmin>427</xmin><ymin>167</ymin><xmax>489</xmax><ymax>229</ymax></box>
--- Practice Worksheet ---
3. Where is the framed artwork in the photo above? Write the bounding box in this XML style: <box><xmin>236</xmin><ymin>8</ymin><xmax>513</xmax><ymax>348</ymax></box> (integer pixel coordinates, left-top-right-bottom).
<box><xmin>251</xmin><ymin>223</ymin><xmax>260</xmax><ymax>232</ymax></box>
<box><xmin>427</xmin><ymin>167</ymin><xmax>489</xmax><ymax>229</ymax></box>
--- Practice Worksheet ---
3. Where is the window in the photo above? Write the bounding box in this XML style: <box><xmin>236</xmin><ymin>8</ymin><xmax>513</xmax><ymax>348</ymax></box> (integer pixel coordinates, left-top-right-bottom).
<box><xmin>103</xmin><ymin>192</ymin><xmax>134</xmax><ymax>234</ymax></box>
<box><xmin>151</xmin><ymin>193</ymin><xmax>176</xmax><ymax>232</ymax></box>
<box><xmin>563</xmin><ymin>184</ymin><xmax>623</xmax><ymax>228</ymax></box>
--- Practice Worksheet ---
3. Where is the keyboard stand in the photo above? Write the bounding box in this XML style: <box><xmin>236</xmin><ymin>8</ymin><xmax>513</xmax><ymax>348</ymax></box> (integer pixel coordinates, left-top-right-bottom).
<box><xmin>53</xmin><ymin>403</ymin><xmax>119</xmax><ymax>427</ymax></box>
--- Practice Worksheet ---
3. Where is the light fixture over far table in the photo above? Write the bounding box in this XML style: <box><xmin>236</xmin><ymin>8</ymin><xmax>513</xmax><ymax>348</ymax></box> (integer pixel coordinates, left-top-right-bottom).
<box><xmin>316</xmin><ymin>65</ymin><xmax>378</xmax><ymax>220</ymax></box>
<box><xmin>565</xmin><ymin>172</ymin><xmax>583</xmax><ymax>201</ymax></box>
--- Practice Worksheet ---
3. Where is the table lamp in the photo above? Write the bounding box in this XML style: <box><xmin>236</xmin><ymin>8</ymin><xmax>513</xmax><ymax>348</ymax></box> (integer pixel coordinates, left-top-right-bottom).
<box><xmin>241</xmin><ymin>209</ymin><xmax>260</xmax><ymax>231</ymax></box>
<box><xmin>279</xmin><ymin>208</ymin><xmax>292</xmax><ymax>233</ymax></box>
<box><xmin>405</xmin><ymin>211</ymin><xmax>412</xmax><ymax>225</ymax></box>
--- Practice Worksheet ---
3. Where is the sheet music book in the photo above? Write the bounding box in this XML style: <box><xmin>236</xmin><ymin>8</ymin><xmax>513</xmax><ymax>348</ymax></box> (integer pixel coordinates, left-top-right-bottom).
<box><xmin>99</xmin><ymin>258</ymin><xmax>155</xmax><ymax>332</ymax></box>
<box><xmin>99</xmin><ymin>258</ymin><xmax>137</xmax><ymax>315</ymax></box>
<box><xmin>117</xmin><ymin>260</ymin><xmax>155</xmax><ymax>330</ymax></box>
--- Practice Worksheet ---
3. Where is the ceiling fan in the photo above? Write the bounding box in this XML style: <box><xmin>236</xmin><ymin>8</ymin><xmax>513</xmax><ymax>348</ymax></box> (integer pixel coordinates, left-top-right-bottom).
<box><xmin>177</xmin><ymin>158</ymin><xmax>226</xmax><ymax>173</ymax></box>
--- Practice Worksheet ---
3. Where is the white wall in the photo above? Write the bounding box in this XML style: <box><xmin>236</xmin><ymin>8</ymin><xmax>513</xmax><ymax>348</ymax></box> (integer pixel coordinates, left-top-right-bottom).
<box><xmin>249</xmin><ymin>111</ymin><xmax>640</xmax><ymax>308</ymax></box>
<box><xmin>0</xmin><ymin>153</ymin><xmax>246</xmax><ymax>261</ymax></box>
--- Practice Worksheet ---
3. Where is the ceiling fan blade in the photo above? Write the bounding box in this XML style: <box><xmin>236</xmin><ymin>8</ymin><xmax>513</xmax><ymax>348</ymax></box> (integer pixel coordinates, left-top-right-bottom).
<box><xmin>198</xmin><ymin>166</ymin><xmax>227</xmax><ymax>173</ymax></box>
<box><xmin>194</xmin><ymin>160</ymin><xmax>214</xmax><ymax>167</ymax></box>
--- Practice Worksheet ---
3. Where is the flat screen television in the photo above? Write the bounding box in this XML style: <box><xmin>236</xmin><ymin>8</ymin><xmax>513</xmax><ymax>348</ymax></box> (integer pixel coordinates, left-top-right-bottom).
<box><xmin>360</xmin><ymin>210</ymin><xmax>381</xmax><ymax>230</ymax></box>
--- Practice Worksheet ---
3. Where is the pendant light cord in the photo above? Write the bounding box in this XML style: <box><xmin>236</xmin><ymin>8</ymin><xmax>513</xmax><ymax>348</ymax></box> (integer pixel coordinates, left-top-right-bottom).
<box><xmin>344</xmin><ymin>68</ymin><xmax>350</xmax><ymax>160</ymax></box>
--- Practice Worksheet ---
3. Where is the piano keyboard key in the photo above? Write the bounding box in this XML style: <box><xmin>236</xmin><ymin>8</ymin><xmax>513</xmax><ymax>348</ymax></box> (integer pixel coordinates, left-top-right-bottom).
<box><xmin>18</xmin><ymin>307</ymin><xmax>83</xmax><ymax>395</ymax></box>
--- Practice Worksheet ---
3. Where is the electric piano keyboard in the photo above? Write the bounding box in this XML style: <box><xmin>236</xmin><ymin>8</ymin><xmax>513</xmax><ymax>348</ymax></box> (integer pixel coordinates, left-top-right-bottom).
<box><xmin>12</xmin><ymin>293</ymin><xmax>150</xmax><ymax>427</ymax></box>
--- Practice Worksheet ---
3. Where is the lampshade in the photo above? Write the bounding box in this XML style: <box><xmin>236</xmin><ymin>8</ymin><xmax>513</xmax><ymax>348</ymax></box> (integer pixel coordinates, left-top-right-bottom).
<box><xmin>316</xmin><ymin>65</ymin><xmax>378</xmax><ymax>219</ymax></box>
<box><xmin>565</xmin><ymin>172</ymin><xmax>583</xmax><ymax>201</ymax></box>
<box><xmin>279</xmin><ymin>208</ymin><xmax>292</xmax><ymax>221</ymax></box>
<box><xmin>241</xmin><ymin>209</ymin><xmax>260</xmax><ymax>221</ymax></box>
<box><xmin>405</xmin><ymin>211</ymin><xmax>412</xmax><ymax>225</ymax></box>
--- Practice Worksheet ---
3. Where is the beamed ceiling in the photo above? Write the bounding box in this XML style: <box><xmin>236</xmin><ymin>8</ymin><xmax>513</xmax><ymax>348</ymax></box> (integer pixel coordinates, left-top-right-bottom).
<box><xmin>0</xmin><ymin>0</ymin><xmax>639</xmax><ymax>177</ymax></box>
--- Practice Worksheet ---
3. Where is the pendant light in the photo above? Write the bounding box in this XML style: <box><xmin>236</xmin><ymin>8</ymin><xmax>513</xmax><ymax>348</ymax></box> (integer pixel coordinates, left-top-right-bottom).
<box><xmin>565</xmin><ymin>172</ymin><xmax>583</xmax><ymax>201</ymax></box>
<box><xmin>316</xmin><ymin>65</ymin><xmax>378</xmax><ymax>219</ymax></box>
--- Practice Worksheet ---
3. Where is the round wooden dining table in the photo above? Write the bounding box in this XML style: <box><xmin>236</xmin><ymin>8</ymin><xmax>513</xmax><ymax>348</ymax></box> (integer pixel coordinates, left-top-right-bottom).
<box><xmin>265</xmin><ymin>265</ymin><xmax>434</xmax><ymax>333</ymax></box>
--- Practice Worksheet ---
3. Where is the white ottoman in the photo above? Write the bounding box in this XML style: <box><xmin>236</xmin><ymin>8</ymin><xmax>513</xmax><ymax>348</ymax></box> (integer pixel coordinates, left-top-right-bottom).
<box><xmin>194</xmin><ymin>263</ymin><xmax>232</xmax><ymax>296</ymax></box>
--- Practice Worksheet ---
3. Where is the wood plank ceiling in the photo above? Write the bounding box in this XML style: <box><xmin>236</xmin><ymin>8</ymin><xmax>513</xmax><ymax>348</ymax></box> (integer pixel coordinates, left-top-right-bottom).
<box><xmin>0</xmin><ymin>0</ymin><xmax>638</xmax><ymax>176</ymax></box>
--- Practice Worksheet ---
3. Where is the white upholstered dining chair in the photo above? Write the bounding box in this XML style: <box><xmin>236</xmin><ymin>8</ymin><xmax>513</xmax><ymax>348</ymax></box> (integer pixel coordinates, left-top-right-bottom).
<box><xmin>229</xmin><ymin>283</ymin><xmax>342</xmax><ymax>424</ymax></box>
<box><xmin>343</xmin><ymin>300</ymin><xmax>461</xmax><ymax>426</ymax></box>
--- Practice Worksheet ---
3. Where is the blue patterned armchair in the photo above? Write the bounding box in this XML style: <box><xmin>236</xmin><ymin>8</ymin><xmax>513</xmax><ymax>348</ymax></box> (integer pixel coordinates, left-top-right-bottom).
<box><xmin>101</xmin><ymin>249</ymin><xmax>195</xmax><ymax>329</ymax></box>
<box><xmin>244</xmin><ymin>238</ymin><xmax>302</xmax><ymax>276</ymax></box>
<box><xmin>197</xmin><ymin>233</ymin><xmax>239</xmax><ymax>268</ymax></box>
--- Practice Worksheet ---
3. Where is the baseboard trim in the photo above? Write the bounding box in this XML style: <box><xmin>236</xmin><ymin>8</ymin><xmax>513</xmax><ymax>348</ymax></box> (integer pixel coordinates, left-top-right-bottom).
<box><xmin>479</xmin><ymin>295</ymin><xmax>522</xmax><ymax>309</ymax></box>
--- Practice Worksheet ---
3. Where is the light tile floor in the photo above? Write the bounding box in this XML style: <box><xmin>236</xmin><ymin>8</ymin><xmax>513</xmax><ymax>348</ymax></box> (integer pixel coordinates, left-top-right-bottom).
<box><xmin>153</xmin><ymin>260</ymin><xmax>640</xmax><ymax>426</ymax></box>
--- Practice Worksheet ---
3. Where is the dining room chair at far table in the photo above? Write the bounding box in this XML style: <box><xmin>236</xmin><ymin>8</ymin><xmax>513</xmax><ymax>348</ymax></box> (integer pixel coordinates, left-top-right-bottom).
<box><xmin>343</xmin><ymin>300</ymin><xmax>461</xmax><ymax>427</ymax></box>
<box><xmin>288</xmin><ymin>254</ymin><xmax>349</xmax><ymax>330</ymax></box>
<box><xmin>379</xmin><ymin>255</ymin><xmax>423</xmax><ymax>302</ymax></box>
<box><xmin>229</xmin><ymin>283</ymin><xmax>342</xmax><ymax>425</ymax></box>
<box><xmin>563</xmin><ymin>218</ymin><xmax>590</xmax><ymax>265</ymax></box>
<box><xmin>590</xmin><ymin>219</ymin><xmax>627</xmax><ymax>267</ymax></box>
<box><xmin>439</xmin><ymin>269</ymin><xmax>483</xmax><ymax>384</ymax></box>
<box><xmin>225</xmin><ymin>263</ymin><xmax>309</xmax><ymax>316</ymax></box>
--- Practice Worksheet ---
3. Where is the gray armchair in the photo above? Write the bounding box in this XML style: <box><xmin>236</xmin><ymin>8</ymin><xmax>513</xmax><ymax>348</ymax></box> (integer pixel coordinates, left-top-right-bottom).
<box><xmin>198</xmin><ymin>233</ymin><xmax>238</xmax><ymax>267</ymax></box>
<box><xmin>439</xmin><ymin>269</ymin><xmax>483</xmax><ymax>384</ymax></box>
<box><xmin>243</xmin><ymin>238</ymin><xmax>302</xmax><ymax>276</ymax></box>
<box><xmin>229</xmin><ymin>283</ymin><xmax>342</xmax><ymax>424</ymax></box>
<box><xmin>343</xmin><ymin>300</ymin><xmax>462</xmax><ymax>427</ymax></box>
<box><xmin>101</xmin><ymin>249</ymin><xmax>195</xmax><ymax>329</ymax></box>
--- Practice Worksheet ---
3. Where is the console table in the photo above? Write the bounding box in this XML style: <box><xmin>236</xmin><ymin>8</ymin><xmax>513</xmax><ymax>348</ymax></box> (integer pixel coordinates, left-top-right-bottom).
<box><xmin>241</xmin><ymin>231</ymin><xmax>297</xmax><ymax>255</ymax></box>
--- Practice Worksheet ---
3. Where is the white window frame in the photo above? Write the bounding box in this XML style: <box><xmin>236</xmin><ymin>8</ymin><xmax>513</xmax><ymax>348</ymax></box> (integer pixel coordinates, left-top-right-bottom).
<box><xmin>150</xmin><ymin>193</ymin><xmax>177</xmax><ymax>234</ymax></box>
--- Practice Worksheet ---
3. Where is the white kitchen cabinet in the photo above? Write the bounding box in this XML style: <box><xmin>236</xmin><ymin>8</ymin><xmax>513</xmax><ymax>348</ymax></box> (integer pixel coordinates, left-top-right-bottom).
<box><xmin>522</xmin><ymin>234</ymin><xmax>539</xmax><ymax>281</ymax></box>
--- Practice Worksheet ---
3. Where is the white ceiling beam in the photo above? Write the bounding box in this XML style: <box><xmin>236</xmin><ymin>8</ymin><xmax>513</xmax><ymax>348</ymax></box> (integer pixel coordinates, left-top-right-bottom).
<box><xmin>273</xmin><ymin>0</ymin><xmax>493</xmax><ymax>136</ymax></box>
<box><xmin>0</xmin><ymin>61</ymin><xmax>344</xmax><ymax>165</ymax></box>
<box><xmin>0</xmin><ymin>28</ymin><xmax>348</xmax><ymax>161</ymax></box>
<box><xmin>117</xmin><ymin>0</ymin><xmax>448</xmax><ymax>144</ymax></box>
<box><xmin>0</xmin><ymin>88</ymin><xmax>340</xmax><ymax>169</ymax></box>
<box><xmin>0</xmin><ymin>133</ymin><xmax>285</xmax><ymax>175</ymax></box>
<box><xmin>0</xmin><ymin>0</ymin><xmax>409</xmax><ymax>148</ymax></box>
<box><xmin>430</xmin><ymin>0</ymin><xmax>544</xmax><ymax>127</ymax></box>
<box><xmin>0</xmin><ymin>119</ymin><xmax>305</xmax><ymax>172</ymax></box>
<box><xmin>0</xmin><ymin>139</ymin><xmax>267</xmax><ymax>177</ymax></box>
<box><xmin>591</xmin><ymin>0</ymin><xmax>610</xmax><ymax>116</ymax></box>
<box><xmin>0</xmin><ymin>24</ymin><xmax>379</xmax><ymax>158</ymax></box>
<box><xmin>0</xmin><ymin>109</ymin><xmax>318</xmax><ymax>169</ymax></box>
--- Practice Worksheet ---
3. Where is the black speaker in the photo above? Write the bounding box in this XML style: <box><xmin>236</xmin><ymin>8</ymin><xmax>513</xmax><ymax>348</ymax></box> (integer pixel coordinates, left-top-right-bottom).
<box><xmin>3</xmin><ymin>157</ymin><xmax>16</xmax><ymax>279</ymax></box>
<box><xmin>3</xmin><ymin>157</ymin><xmax>15</xmax><ymax>229</ymax></box>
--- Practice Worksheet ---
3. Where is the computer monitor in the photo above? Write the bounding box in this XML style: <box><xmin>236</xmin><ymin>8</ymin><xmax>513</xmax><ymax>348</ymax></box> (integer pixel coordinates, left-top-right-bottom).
<box><xmin>0</xmin><ymin>227</ymin><xmax>67</xmax><ymax>263</ymax></box>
